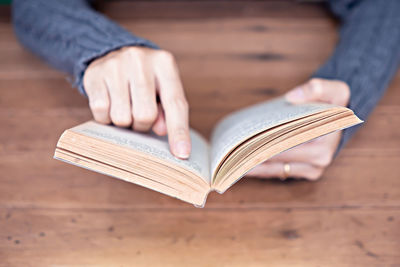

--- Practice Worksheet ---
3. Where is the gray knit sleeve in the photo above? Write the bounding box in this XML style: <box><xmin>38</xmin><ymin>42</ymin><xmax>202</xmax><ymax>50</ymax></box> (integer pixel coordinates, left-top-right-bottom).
<box><xmin>313</xmin><ymin>0</ymin><xmax>400</xmax><ymax>153</ymax></box>
<box><xmin>12</xmin><ymin>0</ymin><xmax>159</xmax><ymax>95</ymax></box>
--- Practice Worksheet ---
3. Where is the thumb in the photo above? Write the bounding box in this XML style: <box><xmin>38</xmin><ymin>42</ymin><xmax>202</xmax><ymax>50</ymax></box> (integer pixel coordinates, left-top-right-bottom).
<box><xmin>285</xmin><ymin>79</ymin><xmax>350</xmax><ymax>106</ymax></box>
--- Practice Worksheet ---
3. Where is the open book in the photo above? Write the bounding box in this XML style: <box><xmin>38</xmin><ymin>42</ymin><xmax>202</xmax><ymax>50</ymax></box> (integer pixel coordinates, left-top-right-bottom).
<box><xmin>54</xmin><ymin>98</ymin><xmax>362</xmax><ymax>207</ymax></box>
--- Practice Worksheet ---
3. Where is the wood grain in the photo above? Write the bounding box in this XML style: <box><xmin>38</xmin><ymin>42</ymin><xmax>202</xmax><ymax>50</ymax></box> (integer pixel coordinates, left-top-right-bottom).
<box><xmin>1</xmin><ymin>208</ymin><xmax>399</xmax><ymax>267</ymax></box>
<box><xmin>0</xmin><ymin>1</ymin><xmax>399</xmax><ymax>266</ymax></box>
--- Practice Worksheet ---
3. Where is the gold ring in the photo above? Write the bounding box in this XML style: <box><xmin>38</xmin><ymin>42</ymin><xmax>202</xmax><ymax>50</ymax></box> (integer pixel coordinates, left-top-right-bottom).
<box><xmin>281</xmin><ymin>163</ymin><xmax>291</xmax><ymax>181</ymax></box>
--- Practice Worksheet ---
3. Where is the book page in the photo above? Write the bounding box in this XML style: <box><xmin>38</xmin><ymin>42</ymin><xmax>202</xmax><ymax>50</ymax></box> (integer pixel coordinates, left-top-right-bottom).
<box><xmin>70</xmin><ymin>121</ymin><xmax>211</xmax><ymax>184</ymax></box>
<box><xmin>210</xmin><ymin>97</ymin><xmax>337</xmax><ymax>179</ymax></box>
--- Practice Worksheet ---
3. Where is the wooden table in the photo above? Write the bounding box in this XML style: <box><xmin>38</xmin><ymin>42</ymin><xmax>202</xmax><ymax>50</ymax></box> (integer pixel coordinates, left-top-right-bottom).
<box><xmin>1</xmin><ymin>1</ymin><xmax>399</xmax><ymax>266</ymax></box>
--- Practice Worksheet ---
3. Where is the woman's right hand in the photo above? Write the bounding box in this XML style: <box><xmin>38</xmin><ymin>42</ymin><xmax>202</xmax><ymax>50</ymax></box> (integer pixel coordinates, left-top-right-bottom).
<box><xmin>83</xmin><ymin>47</ymin><xmax>191</xmax><ymax>159</ymax></box>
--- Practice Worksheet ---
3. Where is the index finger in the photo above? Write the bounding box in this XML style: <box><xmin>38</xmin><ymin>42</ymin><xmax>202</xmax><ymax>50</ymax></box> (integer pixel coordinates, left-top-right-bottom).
<box><xmin>153</xmin><ymin>52</ymin><xmax>191</xmax><ymax>159</ymax></box>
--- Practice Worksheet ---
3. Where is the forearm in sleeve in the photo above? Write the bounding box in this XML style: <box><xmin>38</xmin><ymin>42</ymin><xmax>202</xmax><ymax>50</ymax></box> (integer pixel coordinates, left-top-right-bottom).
<box><xmin>12</xmin><ymin>0</ymin><xmax>159</xmax><ymax>94</ymax></box>
<box><xmin>313</xmin><ymin>0</ymin><xmax>400</xmax><ymax>152</ymax></box>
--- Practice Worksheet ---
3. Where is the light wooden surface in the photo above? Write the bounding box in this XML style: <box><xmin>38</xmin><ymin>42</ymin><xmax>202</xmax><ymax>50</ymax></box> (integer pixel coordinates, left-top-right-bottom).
<box><xmin>1</xmin><ymin>1</ymin><xmax>399</xmax><ymax>266</ymax></box>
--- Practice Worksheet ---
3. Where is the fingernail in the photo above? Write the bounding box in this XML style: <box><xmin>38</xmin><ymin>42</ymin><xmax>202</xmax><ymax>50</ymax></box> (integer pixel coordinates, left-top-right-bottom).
<box><xmin>175</xmin><ymin>140</ymin><xmax>190</xmax><ymax>159</ymax></box>
<box><xmin>285</xmin><ymin>87</ymin><xmax>304</xmax><ymax>102</ymax></box>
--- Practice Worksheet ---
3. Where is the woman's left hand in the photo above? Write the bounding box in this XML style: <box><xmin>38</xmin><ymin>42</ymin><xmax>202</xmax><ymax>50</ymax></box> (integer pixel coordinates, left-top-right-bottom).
<box><xmin>247</xmin><ymin>78</ymin><xmax>350</xmax><ymax>181</ymax></box>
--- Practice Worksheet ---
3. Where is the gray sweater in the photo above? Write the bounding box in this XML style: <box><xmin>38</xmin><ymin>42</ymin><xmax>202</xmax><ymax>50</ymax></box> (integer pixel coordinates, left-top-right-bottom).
<box><xmin>12</xmin><ymin>0</ymin><xmax>400</xmax><ymax>152</ymax></box>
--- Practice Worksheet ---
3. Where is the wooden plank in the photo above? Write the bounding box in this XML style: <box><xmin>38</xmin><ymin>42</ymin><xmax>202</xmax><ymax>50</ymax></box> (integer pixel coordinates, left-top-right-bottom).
<box><xmin>1</xmin><ymin>86</ymin><xmax>399</xmax><ymax>143</ymax></box>
<box><xmin>0</xmin><ymin>14</ymin><xmax>337</xmax><ymax>80</ymax></box>
<box><xmin>0</xmin><ymin>104</ymin><xmax>399</xmax><ymax>209</ymax></box>
<box><xmin>1</xmin><ymin>69</ymin><xmax>399</xmax><ymax>110</ymax></box>
<box><xmin>0</xmin><ymin>80</ymin><xmax>87</xmax><ymax>108</ymax></box>
<box><xmin>0</xmin><ymin>6</ymin><xmax>10</xmax><ymax>23</ymax></box>
<box><xmin>99</xmin><ymin>1</ymin><xmax>332</xmax><ymax>20</ymax></box>
<box><xmin>0</xmin><ymin>151</ymin><xmax>399</xmax><ymax>210</ymax></box>
<box><xmin>0</xmin><ymin>208</ymin><xmax>399</xmax><ymax>266</ymax></box>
